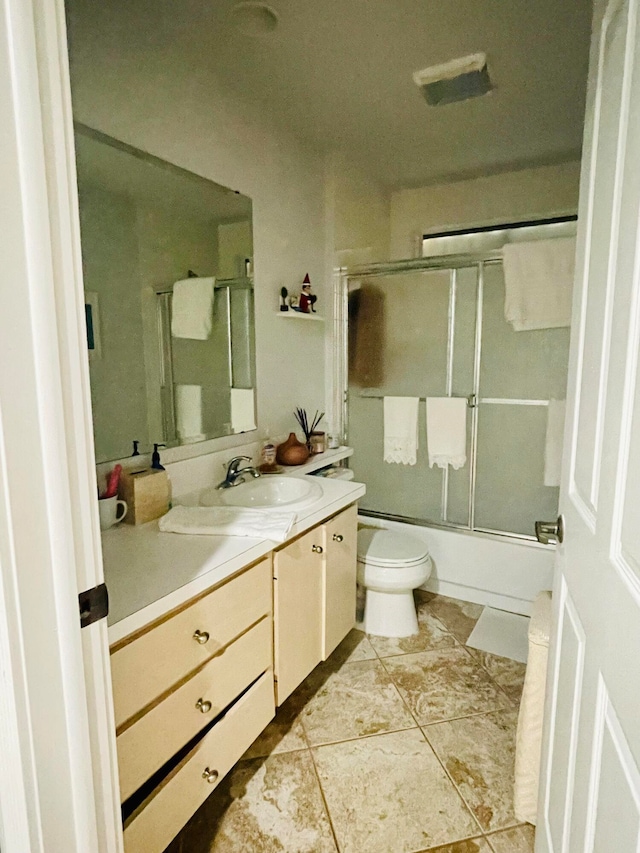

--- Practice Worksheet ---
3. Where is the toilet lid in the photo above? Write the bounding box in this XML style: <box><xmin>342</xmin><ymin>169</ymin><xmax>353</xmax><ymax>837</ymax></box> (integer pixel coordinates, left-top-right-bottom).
<box><xmin>357</xmin><ymin>528</ymin><xmax>429</xmax><ymax>567</ymax></box>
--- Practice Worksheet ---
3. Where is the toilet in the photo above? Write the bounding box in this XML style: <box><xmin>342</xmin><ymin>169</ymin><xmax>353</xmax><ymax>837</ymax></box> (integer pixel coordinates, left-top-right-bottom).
<box><xmin>357</xmin><ymin>527</ymin><xmax>432</xmax><ymax>638</ymax></box>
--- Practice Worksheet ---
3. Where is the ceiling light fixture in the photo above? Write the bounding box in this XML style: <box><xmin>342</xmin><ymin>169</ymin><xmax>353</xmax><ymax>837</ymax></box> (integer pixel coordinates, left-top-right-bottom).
<box><xmin>230</xmin><ymin>2</ymin><xmax>279</xmax><ymax>37</ymax></box>
<box><xmin>413</xmin><ymin>52</ymin><xmax>493</xmax><ymax>106</ymax></box>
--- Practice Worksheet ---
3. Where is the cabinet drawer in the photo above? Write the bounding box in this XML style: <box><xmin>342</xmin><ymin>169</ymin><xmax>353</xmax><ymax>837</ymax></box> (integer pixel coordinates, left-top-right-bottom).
<box><xmin>322</xmin><ymin>504</ymin><xmax>358</xmax><ymax>659</ymax></box>
<box><xmin>123</xmin><ymin>672</ymin><xmax>274</xmax><ymax>853</ymax></box>
<box><xmin>111</xmin><ymin>557</ymin><xmax>272</xmax><ymax>728</ymax></box>
<box><xmin>117</xmin><ymin>616</ymin><xmax>273</xmax><ymax>802</ymax></box>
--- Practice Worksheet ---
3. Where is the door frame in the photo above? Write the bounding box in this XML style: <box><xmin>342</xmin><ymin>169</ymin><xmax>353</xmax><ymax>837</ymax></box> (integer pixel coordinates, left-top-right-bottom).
<box><xmin>0</xmin><ymin>0</ymin><xmax>121</xmax><ymax>849</ymax></box>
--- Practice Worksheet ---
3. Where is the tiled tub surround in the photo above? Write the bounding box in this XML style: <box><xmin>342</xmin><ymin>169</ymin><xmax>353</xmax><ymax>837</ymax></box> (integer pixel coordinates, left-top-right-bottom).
<box><xmin>166</xmin><ymin>593</ymin><xmax>533</xmax><ymax>853</ymax></box>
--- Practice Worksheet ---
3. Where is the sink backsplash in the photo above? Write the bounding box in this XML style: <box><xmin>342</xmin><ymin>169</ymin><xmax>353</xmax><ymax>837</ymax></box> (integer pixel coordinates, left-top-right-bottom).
<box><xmin>166</xmin><ymin>440</ymin><xmax>263</xmax><ymax>499</ymax></box>
<box><xmin>96</xmin><ymin>438</ymin><xmax>264</xmax><ymax>503</ymax></box>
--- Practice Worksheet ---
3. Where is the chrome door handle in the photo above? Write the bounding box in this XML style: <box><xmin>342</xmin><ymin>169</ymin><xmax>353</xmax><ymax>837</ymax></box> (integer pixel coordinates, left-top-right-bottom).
<box><xmin>332</xmin><ymin>534</ymin><xmax>343</xmax><ymax>542</ymax></box>
<box><xmin>535</xmin><ymin>516</ymin><xmax>564</xmax><ymax>545</ymax></box>
<box><xmin>312</xmin><ymin>544</ymin><xmax>323</xmax><ymax>553</ymax></box>
<box><xmin>195</xmin><ymin>698</ymin><xmax>212</xmax><ymax>714</ymax></box>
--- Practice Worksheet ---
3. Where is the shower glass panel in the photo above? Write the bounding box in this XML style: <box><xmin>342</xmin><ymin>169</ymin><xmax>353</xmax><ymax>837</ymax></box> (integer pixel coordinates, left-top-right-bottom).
<box><xmin>348</xmin><ymin>267</ymin><xmax>477</xmax><ymax>526</ymax></box>
<box><xmin>345</xmin><ymin>219</ymin><xmax>574</xmax><ymax>540</ymax></box>
<box><xmin>474</xmin><ymin>262</ymin><xmax>570</xmax><ymax>535</ymax></box>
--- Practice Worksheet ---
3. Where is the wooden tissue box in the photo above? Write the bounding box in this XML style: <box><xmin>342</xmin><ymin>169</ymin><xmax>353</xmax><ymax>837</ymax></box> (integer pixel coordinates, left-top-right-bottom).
<box><xmin>119</xmin><ymin>468</ymin><xmax>170</xmax><ymax>525</ymax></box>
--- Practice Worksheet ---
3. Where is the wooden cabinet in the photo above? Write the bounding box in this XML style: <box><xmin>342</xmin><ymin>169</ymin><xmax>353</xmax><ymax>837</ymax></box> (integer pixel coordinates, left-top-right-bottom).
<box><xmin>112</xmin><ymin>500</ymin><xmax>358</xmax><ymax>851</ymax></box>
<box><xmin>273</xmin><ymin>525</ymin><xmax>323</xmax><ymax>704</ymax></box>
<box><xmin>110</xmin><ymin>557</ymin><xmax>275</xmax><ymax>853</ymax></box>
<box><xmin>274</xmin><ymin>503</ymin><xmax>358</xmax><ymax>704</ymax></box>
<box><xmin>322</xmin><ymin>503</ymin><xmax>358</xmax><ymax>659</ymax></box>
<box><xmin>111</xmin><ymin>558</ymin><xmax>272</xmax><ymax>729</ymax></box>
<box><xmin>122</xmin><ymin>673</ymin><xmax>274</xmax><ymax>853</ymax></box>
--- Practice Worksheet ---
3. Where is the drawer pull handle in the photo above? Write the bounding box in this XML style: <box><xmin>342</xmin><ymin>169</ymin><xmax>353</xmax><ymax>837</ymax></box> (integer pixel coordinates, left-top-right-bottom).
<box><xmin>312</xmin><ymin>544</ymin><xmax>323</xmax><ymax>554</ymax></box>
<box><xmin>202</xmin><ymin>767</ymin><xmax>219</xmax><ymax>784</ymax></box>
<box><xmin>193</xmin><ymin>629</ymin><xmax>210</xmax><ymax>645</ymax></box>
<box><xmin>195</xmin><ymin>698</ymin><xmax>212</xmax><ymax>714</ymax></box>
<box><xmin>333</xmin><ymin>534</ymin><xmax>344</xmax><ymax>542</ymax></box>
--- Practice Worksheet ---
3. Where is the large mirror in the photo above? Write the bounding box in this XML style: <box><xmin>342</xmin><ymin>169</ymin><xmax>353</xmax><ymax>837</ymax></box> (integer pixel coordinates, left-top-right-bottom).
<box><xmin>74</xmin><ymin>125</ymin><xmax>256</xmax><ymax>464</ymax></box>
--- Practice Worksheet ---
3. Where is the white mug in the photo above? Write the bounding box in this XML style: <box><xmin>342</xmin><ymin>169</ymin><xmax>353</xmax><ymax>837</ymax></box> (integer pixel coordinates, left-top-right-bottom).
<box><xmin>98</xmin><ymin>495</ymin><xmax>128</xmax><ymax>530</ymax></box>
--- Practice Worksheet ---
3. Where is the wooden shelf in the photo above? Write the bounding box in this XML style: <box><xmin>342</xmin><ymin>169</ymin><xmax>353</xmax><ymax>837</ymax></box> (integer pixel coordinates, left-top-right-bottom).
<box><xmin>275</xmin><ymin>311</ymin><xmax>324</xmax><ymax>322</ymax></box>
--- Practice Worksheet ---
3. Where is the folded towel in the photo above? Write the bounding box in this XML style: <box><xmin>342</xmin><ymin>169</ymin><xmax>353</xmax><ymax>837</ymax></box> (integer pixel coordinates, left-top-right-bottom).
<box><xmin>231</xmin><ymin>388</ymin><xmax>257</xmax><ymax>433</ymax></box>
<box><xmin>544</xmin><ymin>400</ymin><xmax>565</xmax><ymax>487</ymax></box>
<box><xmin>171</xmin><ymin>277</ymin><xmax>215</xmax><ymax>340</ymax></box>
<box><xmin>503</xmin><ymin>238</ymin><xmax>576</xmax><ymax>331</ymax></box>
<box><xmin>383</xmin><ymin>396</ymin><xmax>419</xmax><ymax>465</ymax></box>
<box><xmin>158</xmin><ymin>505</ymin><xmax>296</xmax><ymax>543</ymax></box>
<box><xmin>176</xmin><ymin>384</ymin><xmax>205</xmax><ymax>443</ymax></box>
<box><xmin>426</xmin><ymin>397</ymin><xmax>467</xmax><ymax>470</ymax></box>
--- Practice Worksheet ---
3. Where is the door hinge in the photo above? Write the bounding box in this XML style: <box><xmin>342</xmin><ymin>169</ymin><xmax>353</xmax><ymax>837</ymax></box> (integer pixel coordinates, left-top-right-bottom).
<box><xmin>79</xmin><ymin>582</ymin><xmax>109</xmax><ymax>628</ymax></box>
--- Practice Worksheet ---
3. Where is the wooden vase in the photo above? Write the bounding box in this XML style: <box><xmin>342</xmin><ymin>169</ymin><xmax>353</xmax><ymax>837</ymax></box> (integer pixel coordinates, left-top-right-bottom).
<box><xmin>276</xmin><ymin>432</ymin><xmax>310</xmax><ymax>466</ymax></box>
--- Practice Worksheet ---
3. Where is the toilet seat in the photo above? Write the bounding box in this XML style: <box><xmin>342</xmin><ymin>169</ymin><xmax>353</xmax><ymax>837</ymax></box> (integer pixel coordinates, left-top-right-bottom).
<box><xmin>357</xmin><ymin>528</ymin><xmax>430</xmax><ymax>568</ymax></box>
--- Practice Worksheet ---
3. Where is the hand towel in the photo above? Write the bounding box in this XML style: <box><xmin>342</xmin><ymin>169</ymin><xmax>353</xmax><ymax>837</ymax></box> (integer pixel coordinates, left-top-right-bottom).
<box><xmin>426</xmin><ymin>397</ymin><xmax>467</xmax><ymax>469</ymax></box>
<box><xmin>231</xmin><ymin>388</ymin><xmax>257</xmax><ymax>433</ymax></box>
<box><xmin>171</xmin><ymin>277</ymin><xmax>215</xmax><ymax>340</ymax></box>
<box><xmin>544</xmin><ymin>400</ymin><xmax>565</xmax><ymax>487</ymax></box>
<box><xmin>503</xmin><ymin>237</ymin><xmax>576</xmax><ymax>331</ymax></box>
<box><xmin>348</xmin><ymin>283</ymin><xmax>385</xmax><ymax>387</ymax></box>
<box><xmin>175</xmin><ymin>384</ymin><xmax>205</xmax><ymax>443</ymax></box>
<box><xmin>158</xmin><ymin>505</ymin><xmax>296</xmax><ymax>543</ymax></box>
<box><xmin>383</xmin><ymin>396</ymin><xmax>419</xmax><ymax>465</ymax></box>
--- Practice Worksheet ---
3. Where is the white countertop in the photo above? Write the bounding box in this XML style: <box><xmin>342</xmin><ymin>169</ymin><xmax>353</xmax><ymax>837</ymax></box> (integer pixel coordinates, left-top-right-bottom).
<box><xmin>103</xmin><ymin>475</ymin><xmax>365</xmax><ymax>645</ymax></box>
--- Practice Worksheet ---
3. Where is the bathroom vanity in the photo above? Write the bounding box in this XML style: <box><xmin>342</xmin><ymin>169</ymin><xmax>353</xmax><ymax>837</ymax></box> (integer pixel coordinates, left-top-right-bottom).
<box><xmin>102</xmin><ymin>475</ymin><xmax>364</xmax><ymax>852</ymax></box>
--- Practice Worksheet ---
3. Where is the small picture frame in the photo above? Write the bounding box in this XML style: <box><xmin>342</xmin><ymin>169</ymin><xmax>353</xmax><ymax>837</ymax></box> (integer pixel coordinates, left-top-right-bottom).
<box><xmin>85</xmin><ymin>291</ymin><xmax>101</xmax><ymax>359</ymax></box>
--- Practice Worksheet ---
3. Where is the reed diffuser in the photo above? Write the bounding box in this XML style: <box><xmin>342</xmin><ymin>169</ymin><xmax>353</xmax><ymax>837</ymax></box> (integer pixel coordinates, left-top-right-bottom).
<box><xmin>294</xmin><ymin>408</ymin><xmax>325</xmax><ymax>454</ymax></box>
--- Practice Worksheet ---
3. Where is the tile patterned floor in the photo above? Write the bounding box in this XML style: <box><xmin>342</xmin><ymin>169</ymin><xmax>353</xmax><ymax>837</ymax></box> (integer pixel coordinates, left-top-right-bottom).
<box><xmin>165</xmin><ymin>593</ymin><xmax>534</xmax><ymax>853</ymax></box>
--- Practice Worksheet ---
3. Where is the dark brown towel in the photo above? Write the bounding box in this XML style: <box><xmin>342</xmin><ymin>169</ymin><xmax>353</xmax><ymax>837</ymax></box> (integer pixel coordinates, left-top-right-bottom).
<box><xmin>348</xmin><ymin>283</ymin><xmax>385</xmax><ymax>387</ymax></box>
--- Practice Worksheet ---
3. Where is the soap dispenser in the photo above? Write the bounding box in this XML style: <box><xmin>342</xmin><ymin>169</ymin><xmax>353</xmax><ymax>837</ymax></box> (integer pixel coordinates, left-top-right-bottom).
<box><xmin>151</xmin><ymin>443</ymin><xmax>166</xmax><ymax>470</ymax></box>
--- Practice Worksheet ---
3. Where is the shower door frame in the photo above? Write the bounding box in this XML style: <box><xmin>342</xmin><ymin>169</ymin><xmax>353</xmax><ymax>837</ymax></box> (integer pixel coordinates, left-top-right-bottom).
<box><xmin>335</xmin><ymin>254</ymin><xmax>554</xmax><ymax>544</ymax></box>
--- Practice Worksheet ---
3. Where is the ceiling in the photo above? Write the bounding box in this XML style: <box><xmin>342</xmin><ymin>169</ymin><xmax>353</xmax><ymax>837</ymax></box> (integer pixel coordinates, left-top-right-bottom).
<box><xmin>66</xmin><ymin>0</ymin><xmax>593</xmax><ymax>190</ymax></box>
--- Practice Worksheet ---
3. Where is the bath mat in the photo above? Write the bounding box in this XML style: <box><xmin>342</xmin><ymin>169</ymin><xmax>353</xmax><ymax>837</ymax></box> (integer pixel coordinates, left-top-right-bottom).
<box><xmin>466</xmin><ymin>607</ymin><xmax>530</xmax><ymax>663</ymax></box>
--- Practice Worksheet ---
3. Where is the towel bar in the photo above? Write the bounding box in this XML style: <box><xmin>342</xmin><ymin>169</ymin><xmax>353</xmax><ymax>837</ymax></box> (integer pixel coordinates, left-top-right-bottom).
<box><xmin>356</xmin><ymin>394</ymin><xmax>477</xmax><ymax>408</ymax></box>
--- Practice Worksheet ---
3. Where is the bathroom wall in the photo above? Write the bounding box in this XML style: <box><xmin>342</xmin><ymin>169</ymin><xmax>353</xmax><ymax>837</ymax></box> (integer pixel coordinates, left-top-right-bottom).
<box><xmin>325</xmin><ymin>151</ymin><xmax>391</xmax><ymax>267</ymax></box>
<box><xmin>66</xmin><ymin>15</ymin><xmax>327</xmax><ymax>447</ymax></box>
<box><xmin>390</xmin><ymin>160</ymin><xmax>582</xmax><ymax>259</ymax></box>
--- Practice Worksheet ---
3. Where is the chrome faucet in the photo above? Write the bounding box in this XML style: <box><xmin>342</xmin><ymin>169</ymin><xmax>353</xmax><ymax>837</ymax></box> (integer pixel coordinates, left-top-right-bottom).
<box><xmin>217</xmin><ymin>455</ymin><xmax>260</xmax><ymax>489</ymax></box>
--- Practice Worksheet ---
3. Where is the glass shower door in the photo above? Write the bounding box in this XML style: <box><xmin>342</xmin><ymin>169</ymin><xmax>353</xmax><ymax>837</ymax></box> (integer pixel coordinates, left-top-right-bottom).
<box><xmin>348</xmin><ymin>266</ymin><xmax>477</xmax><ymax>526</ymax></box>
<box><xmin>473</xmin><ymin>262</ymin><xmax>571</xmax><ymax>536</ymax></box>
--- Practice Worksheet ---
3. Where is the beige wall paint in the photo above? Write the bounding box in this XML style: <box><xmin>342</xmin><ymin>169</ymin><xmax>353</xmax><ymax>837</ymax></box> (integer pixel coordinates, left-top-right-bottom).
<box><xmin>326</xmin><ymin>151</ymin><xmax>390</xmax><ymax>266</ymax></box>
<box><xmin>390</xmin><ymin>161</ymin><xmax>582</xmax><ymax>260</ymax></box>
<box><xmin>68</xmin><ymin>36</ymin><xmax>327</xmax><ymax>446</ymax></box>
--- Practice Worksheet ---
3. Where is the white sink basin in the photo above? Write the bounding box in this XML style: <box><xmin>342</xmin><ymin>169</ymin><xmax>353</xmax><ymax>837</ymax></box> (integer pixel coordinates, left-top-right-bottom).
<box><xmin>200</xmin><ymin>476</ymin><xmax>323</xmax><ymax>510</ymax></box>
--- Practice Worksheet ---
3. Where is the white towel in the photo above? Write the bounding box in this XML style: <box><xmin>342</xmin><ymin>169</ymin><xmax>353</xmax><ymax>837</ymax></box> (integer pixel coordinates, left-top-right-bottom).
<box><xmin>171</xmin><ymin>277</ymin><xmax>215</xmax><ymax>340</ymax></box>
<box><xmin>176</xmin><ymin>384</ymin><xmax>205</xmax><ymax>443</ymax></box>
<box><xmin>503</xmin><ymin>238</ymin><xmax>576</xmax><ymax>331</ymax></box>
<box><xmin>158</xmin><ymin>505</ymin><xmax>296</xmax><ymax>543</ymax></box>
<box><xmin>426</xmin><ymin>397</ymin><xmax>467</xmax><ymax>470</ymax></box>
<box><xmin>544</xmin><ymin>400</ymin><xmax>565</xmax><ymax>487</ymax></box>
<box><xmin>383</xmin><ymin>397</ymin><xmax>419</xmax><ymax>465</ymax></box>
<box><xmin>231</xmin><ymin>388</ymin><xmax>257</xmax><ymax>433</ymax></box>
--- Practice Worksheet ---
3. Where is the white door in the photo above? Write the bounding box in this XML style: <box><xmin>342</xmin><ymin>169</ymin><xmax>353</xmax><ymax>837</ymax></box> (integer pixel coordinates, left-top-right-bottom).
<box><xmin>0</xmin><ymin>0</ymin><xmax>122</xmax><ymax>849</ymax></box>
<box><xmin>537</xmin><ymin>0</ymin><xmax>640</xmax><ymax>849</ymax></box>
